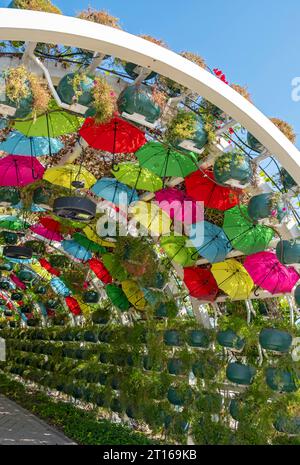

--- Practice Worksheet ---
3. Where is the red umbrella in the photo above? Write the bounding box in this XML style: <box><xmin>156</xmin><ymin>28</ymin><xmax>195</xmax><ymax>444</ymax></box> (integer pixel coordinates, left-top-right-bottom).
<box><xmin>65</xmin><ymin>296</ymin><xmax>81</xmax><ymax>316</ymax></box>
<box><xmin>183</xmin><ymin>267</ymin><xmax>219</xmax><ymax>302</ymax></box>
<box><xmin>79</xmin><ymin>116</ymin><xmax>146</xmax><ymax>153</ymax></box>
<box><xmin>10</xmin><ymin>273</ymin><xmax>26</xmax><ymax>290</ymax></box>
<box><xmin>39</xmin><ymin>258</ymin><xmax>60</xmax><ymax>277</ymax></box>
<box><xmin>185</xmin><ymin>169</ymin><xmax>241</xmax><ymax>211</ymax></box>
<box><xmin>39</xmin><ymin>217</ymin><xmax>62</xmax><ymax>233</ymax></box>
<box><xmin>0</xmin><ymin>155</ymin><xmax>45</xmax><ymax>187</ymax></box>
<box><xmin>88</xmin><ymin>257</ymin><xmax>112</xmax><ymax>284</ymax></box>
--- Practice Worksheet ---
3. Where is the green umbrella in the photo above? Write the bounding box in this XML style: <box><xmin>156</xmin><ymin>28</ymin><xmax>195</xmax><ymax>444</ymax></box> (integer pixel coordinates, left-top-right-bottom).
<box><xmin>0</xmin><ymin>215</ymin><xmax>29</xmax><ymax>231</ymax></box>
<box><xmin>102</xmin><ymin>253</ymin><xmax>128</xmax><ymax>281</ymax></box>
<box><xmin>112</xmin><ymin>163</ymin><xmax>163</xmax><ymax>192</ymax></box>
<box><xmin>106</xmin><ymin>283</ymin><xmax>130</xmax><ymax>311</ymax></box>
<box><xmin>160</xmin><ymin>234</ymin><xmax>197</xmax><ymax>266</ymax></box>
<box><xmin>223</xmin><ymin>205</ymin><xmax>274</xmax><ymax>255</ymax></box>
<box><xmin>73</xmin><ymin>232</ymin><xmax>107</xmax><ymax>255</ymax></box>
<box><xmin>14</xmin><ymin>101</ymin><xmax>83</xmax><ymax>138</ymax></box>
<box><xmin>136</xmin><ymin>141</ymin><xmax>198</xmax><ymax>178</ymax></box>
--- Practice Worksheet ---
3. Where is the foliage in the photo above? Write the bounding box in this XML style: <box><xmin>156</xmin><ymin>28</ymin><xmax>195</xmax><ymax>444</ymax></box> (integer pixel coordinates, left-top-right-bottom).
<box><xmin>140</xmin><ymin>34</ymin><xmax>168</xmax><ymax>48</ymax></box>
<box><xmin>92</xmin><ymin>76</ymin><xmax>117</xmax><ymax>123</ymax></box>
<box><xmin>231</xmin><ymin>83</ymin><xmax>252</xmax><ymax>102</ymax></box>
<box><xmin>165</xmin><ymin>110</ymin><xmax>198</xmax><ymax>142</ymax></box>
<box><xmin>270</xmin><ymin>117</ymin><xmax>296</xmax><ymax>143</ymax></box>
<box><xmin>180</xmin><ymin>51</ymin><xmax>206</xmax><ymax>69</ymax></box>
<box><xmin>13</xmin><ymin>0</ymin><xmax>61</xmax><ymax>14</ymax></box>
<box><xmin>77</xmin><ymin>8</ymin><xmax>121</xmax><ymax>29</ymax></box>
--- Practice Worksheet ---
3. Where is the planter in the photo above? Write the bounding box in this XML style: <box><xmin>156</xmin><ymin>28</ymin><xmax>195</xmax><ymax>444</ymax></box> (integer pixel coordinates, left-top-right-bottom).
<box><xmin>0</xmin><ymin>262</ymin><xmax>13</xmax><ymax>271</ymax></box>
<box><xmin>27</xmin><ymin>319</ymin><xmax>39</xmax><ymax>327</ymax></box>
<box><xmin>110</xmin><ymin>398</ymin><xmax>122</xmax><ymax>413</ymax></box>
<box><xmin>216</xmin><ymin>329</ymin><xmax>245</xmax><ymax>351</ymax></box>
<box><xmin>1</xmin><ymin>231</ymin><xmax>18</xmax><ymax>244</ymax></box>
<box><xmin>247</xmin><ymin>193</ymin><xmax>286</xmax><ymax>222</ymax></box>
<box><xmin>3</xmin><ymin>245</ymin><xmax>32</xmax><ymax>260</ymax></box>
<box><xmin>17</xmin><ymin>269</ymin><xmax>35</xmax><ymax>283</ymax></box>
<box><xmin>98</xmin><ymin>331</ymin><xmax>112</xmax><ymax>343</ymax></box>
<box><xmin>213</xmin><ymin>152</ymin><xmax>253</xmax><ymax>188</ymax></box>
<box><xmin>98</xmin><ymin>373</ymin><xmax>108</xmax><ymax>386</ymax></box>
<box><xmin>167</xmin><ymin>358</ymin><xmax>185</xmax><ymax>375</ymax></box>
<box><xmin>118</xmin><ymin>85</ymin><xmax>162</xmax><ymax>125</ymax></box>
<box><xmin>57</xmin><ymin>72</ymin><xmax>94</xmax><ymax>107</ymax></box>
<box><xmin>111</xmin><ymin>377</ymin><xmax>120</xmax><ymax>390</ymax></box>
<box><xmin>276</xmin><ymin>240</ymin><xmax>300</xmax><ymax>264</ymax></box>
<box><xmin>94</xmin><ymin>392</ymin><xmax>105</xmax><ymax>407</ymax></box>
<box><xmin>164</xmin><ymin>330</ymin><xmax>183</xmax><ymax>347</ymax></box>
<box><xmin>176</xmin><ymin>119</ymin><xmax>208</xmax><ymax>155</ymax></box>
<box><xmin>35</xmin><ymin>286</ymin><xmax>47</xmax><ymax>294</ymax></box>
<box><xmin>143</xmin><ymin>355</ymin><xmax>163</xmax><ymax>372</ymax></box>
<box><xmin>226</xmin><ymin>363</ymin><xmax>256</xmax><ymax>385</ymax></box>
<box><xmin>99</xmin><ymin>352</ymin><xmax>110</xmax><ymax>364</ymax></box>
<box><xmin>83</xmin><ymin>330</ymin><xmax>98</xmax><ymax>343</ymax></box>
<box><xmin>247</xmin><ymin>132</ymin><xmax>265</xmax><ymax>153</ymax></box>
<box><xmin>20</xmin><ymin>305</ymin><xmax>31</xmax><ymax>314</ymax></box>
<box><xmin>83</xmin><ymin>290</ymin><xmax>99</xmax><ymax>303</ymax></box>
<box><xmin>124</xmin><ymin>62</ymin><xmax>157</xmax><ymax>81</ymax></box>
<box><xmin>46</xmin><ymin>299</ymin><xmax>59</xmax><ymax>309</ymax></box>
<box><xmin>0</xmin><ymin>187</ymin><xmax>20</xmax><ymax>206</ymax></box>
<box><xmin>187</xmin><ymin>330</ymin><xmax>210</xmax><ymax>348</ymax></box>
<box><xmin>53</xmin><ymin>196</ymin><xmax>97</xmax><ymax>222</ymax></box>
<box><xmin>274</xmin><ymin>416</ymin><xmax>300</xmax><ymax>435</ymax></box>
<box><xmin>0</xmin><ymin>75</ymin><xmax>33</xmax><ymax>119</ymax></box>
<box><xmin>155</xmin><ymin>303</ymin><xmax>168</xmax><ymax>318</ymax></box>
<box><xmin>167</xmin><ymin>386</ymin><xmax>192</xmax><ymax>406</ymax></box>
<box><xmin>11</xmin><ymin>292</ymin><xmax>23</xmax><ymax>301</ymax></box>
<box><xmin>0</xmin><ymin>281</ymin><xmax>11</xmax><ymax>290</ymax></box>
<box><xmin>91</xmin><ymin>310</ymin><xmax>110</xmax><ymax>325</ymax></box>
<box><xmin>33</xmin><ymin>187</ymin><xmax>52</xmax><ymax>206</ymax></box>
<box><xmin>280</xmin><ymin>168</ymin><xmax>297</xmax><ymax>191</ymax></box>
<box><xmin>266</xmin><ymin>368</ymin><xmax>298</xmax><ymax>392</ymax></box>
<box><xmin>229</xmin><ymin>398</ymin><xmax>242</xmax><ymax>421</ymax></box>
<box><xmin>258</xmin><ymin>301</ymin><xmax>268</xmax><ymax>315</ymax></box>
<box><xmin>259</xmin><ymin>328</ymin><xmax>292</xmax><ymax>352</ymax></box>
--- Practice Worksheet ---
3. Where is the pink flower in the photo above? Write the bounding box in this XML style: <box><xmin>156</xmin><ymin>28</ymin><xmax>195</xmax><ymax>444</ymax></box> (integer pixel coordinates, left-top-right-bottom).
<box><xmin>271</xmin><ymin>209</ymin><xmax>277</xmax><ymax>217</ymax></box>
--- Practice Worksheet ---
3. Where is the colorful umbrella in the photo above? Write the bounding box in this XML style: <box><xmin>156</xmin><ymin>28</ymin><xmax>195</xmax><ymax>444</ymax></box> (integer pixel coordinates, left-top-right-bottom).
<box><xmin>211</xmin><ymin>259</ymin><xmax>254</xmax><ymax>299</ymax></box>
<box><xmin>223</xmin><ymin>205</ymin><xmax>274</xmax><ymax>255</ymax></box>
<box><xmin>189</xmin><ymin>221</ymin><xmax>232</xmax><ymax>263</ymax></box>
<box><xmin>38</xmin><ymin>258</ymin><xmax>60</xmax><ymax>277</ymax></box>
<box><xmin>14</xmin><ymin>201</ymin><xmax>46</xmax><ymax>212</ymax></box>
<box><xmin>185</xmin><ymin>169</ymin><xmax>241</xmax><ymax>211</ymax></box>
<box><xmin>14</xmin><ymin>101</ymin><xmax>83</xmax><ymax>138</ymax></box>
<box><xmin>30</xmin><ymin>224</ymin><xmax>63</xmax><ymax>242</ymax></box>
<box><xmin>29</xmin><ymin>261</ymin><xmax>53</xmax><ymax>282</ymax></box>
<box><xmin>102</xmin><ymin>253</ymin><xmax>128</xmax><ymax>281</ymax></box>
<box><xmin>83</xmin><ymin>224</ymin><xmax>116</xmax><ymax>248</ymax></box>
<box><xmin>160</xmin><ymin>234</ymin><xmax>197</xmax><ymax>267</ymax></box>
<box><xmin>73</xmin><ymin>232</ymin><xmax>106</xmax><ymax>254</ymax></box>
<box><xmin>50</xmin><ymin>277</ymin><xmax>70</xmax><ymax>296</ymax></box>
<box><xmin>136</xmin><ymin>141</ymin><xmax>198</xmax><ymax>178</ymax></box>
<box><xmin>244</xmin><ymin>252</ymin><xmax>300</xmax><ymax>294</ymax></box>
<box><xmin>43</xmin><ymin>164</ymin><xmax>96</xmax><ymax>189</ymax></box>
<box><xmin>183</xmin><ymin>267</ymin><xmax>219</xmax><ymax>302</ymax></box>
<box><xmin>39</xmin><ymin>216</ymin><xmax>63</xmax><ymax>233</ymax></box>
<box><xmin>0</xmin><ymin>215</ymin><xmax>29</xmax><ymax>231</ymax></box>
<box><xmin>155</xmin><ymin>187</ymin><xmax>203</xmax><ymax>224</ymax></box>
<box><xmin>91</xmin><ymin>177</ymin><xmax>139</xmax><ymax>206</ymax></box>
<box><xmin>129</xmin><ymin>201</ymin><xmax>172</xmax><ymax>236</ymax></box>
<box><xmin>65</xmin><ymin>296</ymin><xmax>81</xmax><ymax>315</ymax></box>
<box><xmin>112</xmin><ymin>163</ymin><xmax>163</xmax><ymax>192</ymax></box>
<box><xmin>79</xmin><ymin>116</ymin><xmax>146</xmax><ymax>153</ymax></box>
<box><xmin>0</xmin><ymin>155</ymin><xmax>45</xmax><ymax>186</ymax></box>
<box><xmin>88</xmin><ymin>257</ymin><xmax>112</xmax><ymax>283</ymax></box>
<box><xmin>106</xmin><ymin>283</ymin><xmax>130</xmax><ymax>311</ymax></box>
<box><xmin>121</xmin><ymin>279</ymin><xmax>146</xmax><ymax>310</ymax></box>
<box><xmin>0</xmin><ymin>130</ymin><xmax>63</xmax><ymax>156</ymax></box>
<box><xmin>61</xmin><ymin>240</ymin><xmax>92</xmax><ymax>261</ymax></box>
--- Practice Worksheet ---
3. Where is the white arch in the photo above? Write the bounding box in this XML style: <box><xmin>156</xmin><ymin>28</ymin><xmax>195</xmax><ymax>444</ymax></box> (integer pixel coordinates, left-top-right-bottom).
<box><xmin>0</xmin><ymin>8</ymin><xmax>300</xmax><ymax>183</ymax></box>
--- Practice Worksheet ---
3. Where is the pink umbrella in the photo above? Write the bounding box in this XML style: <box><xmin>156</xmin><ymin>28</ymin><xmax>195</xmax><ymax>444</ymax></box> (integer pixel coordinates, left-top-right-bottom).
<box><xmin>0</xmin><ymin>155</ymin><xmax>45</xmax><ymax>187</ymax></box>
<box><xmin>155</xmin><ymin>187</ymin><xmax>203</xmax><ymax>225</ymax></box>
<box><xmin>10</xmin><ymin>273</ymin><xmax>26</xmax><ymax>290</ymax></box>
<box><xmin>30</xmin><ymin>224</ymin><xmax>63</xmax><ymax>242</ymax></box>
<box><xmin>244</xmin><ymin>251</ymin><xmax>300</xmax><ymax>294</ymax></box>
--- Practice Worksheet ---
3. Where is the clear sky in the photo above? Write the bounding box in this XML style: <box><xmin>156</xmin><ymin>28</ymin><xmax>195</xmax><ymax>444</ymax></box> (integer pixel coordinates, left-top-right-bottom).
<box><xmin>1</xmin><ymin>0</ymin><xmax>300</xmax><ymax>145</ymax></box>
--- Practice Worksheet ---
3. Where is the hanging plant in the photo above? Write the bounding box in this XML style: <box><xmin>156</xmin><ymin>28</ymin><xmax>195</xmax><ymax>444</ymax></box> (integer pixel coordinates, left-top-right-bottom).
<box><xmin>11</xmin><ymin>0</ymin><xmax>61</xmax><ymax>14</ymax></box>
<box><xmin>180</xmin><ymin>51</ymin><xmax>206</xmax><ymax>69</ymax></box>
<box><xmin>231</xmin><ymin>84</ymin><xmax>252</xmax><ymax>102</ymax></box>
<box><xmin>77</xmin><ymin>8</ymin><xmax>121</xmax><ymax>29</ymax></box>
<box><xmin>165</xmin><ymin>110</ymin><xmax>197</xmax><ymax>143</ymax></box>
<box><xmin>87</xmin><ymin>76</ymin><xmax>117</xmax><ymax>123</ymax></box>
<box><xmin>270</xmin><ymin>118</ymin><xmax>296</xmax><ymax>143</ymax></box>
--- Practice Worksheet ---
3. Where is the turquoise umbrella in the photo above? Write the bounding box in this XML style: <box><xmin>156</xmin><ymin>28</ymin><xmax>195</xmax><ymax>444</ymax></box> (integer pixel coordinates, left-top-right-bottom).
<box><xmin>189</xmin><ymin>221</ymin><xmax>232</xmax><ymax>263</ymax></box>
<box><xmin>61</xmin><ymin>240</ymin><xmax>92</xmax><ymax>261</ymax></box>
<box><xmin>0</xmin><ymin>130</ymin><xmax>63</xmax><ymax>156</ymax></box>
<box><xmin>91</xmin><ymin>177</ymin><xmax>139</xmax><ymax>205</ymax></box>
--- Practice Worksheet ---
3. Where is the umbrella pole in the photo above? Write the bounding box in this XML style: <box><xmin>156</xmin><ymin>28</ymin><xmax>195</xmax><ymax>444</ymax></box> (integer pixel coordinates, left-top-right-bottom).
<box><xmin>111</xmin><ymin>121</ymin><xmax>118</xmax><ymax>172</ymax></box>
<box><xmin>253</xmin><ymin>263</ymin><xmax>277</xmax><ymax>296</ymax></box>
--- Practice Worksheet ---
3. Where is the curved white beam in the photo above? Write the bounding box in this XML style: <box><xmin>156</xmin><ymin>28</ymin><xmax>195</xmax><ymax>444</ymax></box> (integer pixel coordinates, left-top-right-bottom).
<box><xmin>0</xmin><ymin>8</ymin><xmax>300</xmax><ymax>183</ymax></box>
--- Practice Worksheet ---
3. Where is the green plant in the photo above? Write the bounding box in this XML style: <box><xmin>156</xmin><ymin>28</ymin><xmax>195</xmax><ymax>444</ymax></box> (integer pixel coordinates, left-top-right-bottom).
<box><xmin>165</xmin><ymin>110</ymin><xmax>198</xmax><ymax>142</ymax></box>
<box><xmin>77</xmin><ymin>8</ymin><xmax>121</xmax><ymax>29</ymax></box>
<box><xmin>13</xmin><ymin>0</ymin><xmax>61</xmax><ymax>14</ymax></box>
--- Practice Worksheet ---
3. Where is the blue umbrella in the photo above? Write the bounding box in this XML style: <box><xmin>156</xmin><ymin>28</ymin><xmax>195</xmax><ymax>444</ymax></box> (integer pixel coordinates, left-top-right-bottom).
<box><xmin>61</xmin><ymin>239</ymin><xmax>92</xmax><ymax>261</ymax></box>
<box><xmin>189</xmin><ymin>221</ymin><xmax>232</xmax><ymax>263</ymax></box>
<box><xmin>0</xmin><ymin>130</ymin><xmax>63</xmax><ymax>156</ymax></box>
<box><xmin>50</xmin><ymin>277</ymin><xmax>70</xmax><ymax>297</ymax></box>
<box><xmin>7</xmin><ymin>257</ymin><xmax>33</xmax><ymax>264</ymax></box>
<box><xmin>14</xmin><ymin>201</ymin><xmax>46</xmax><ymax>212</ymax></box>
<box><xmin>91</xmin><ymin>177</ymin><xmax>139</xmax><ymax>206</ymax></box>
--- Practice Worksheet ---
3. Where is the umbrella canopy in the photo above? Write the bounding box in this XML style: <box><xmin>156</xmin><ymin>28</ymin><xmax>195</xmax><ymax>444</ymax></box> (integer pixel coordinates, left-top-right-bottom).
<box><xmin>0</xmin><ymin>155</ymin><xmax>45</xmax><ymax>187</ymax></box>
<box><xmin>155</xmin><ymin>187</ymin><xmax>203</xmax><ymax>225</ymax></box>
<box><xmin>136</xmin><ymin>141</ymin><xmax>198</xmax><ymax>178</ymax></box>
<box><xmin>29</xmin><ymin>261</ymin><xmax>52</xmax><ymax>282</ymax></box>
<box><xmin>106</xmin><ymin>283</ymin><xmax>129</xmax><ymax>311</ymax></box>
<box><xmin>43</xmin><ymin>164</ymin><xmax>96</xmax><ymax>189</ymax></box>
<box><xmin>50</xmin><ymin>277</ymin><xmax>70</xmax><ymax>297</ymax></box>
<box><xmin>211</xmin><ymin>259</ymin><xmax>254</xmax><ymax>299</ymax></box>
<box><xmin>129</xmin><ymin>201</ymin><xmax>172</xmax><ymax>236</ymax></box>
<box><xmin>244</xmin><ymin>252</ymin><xmax>300</xmax><ymax>294</ymax></box>
<box><xmin>102</xmin><ymin>253</ymin><xmax>128</xmax><ymax>281</ymax></box>
<box><xmin>14</xmin><ymin>101</ymin><xmax>83</xmax><ymax>138</ymax></box>
<box><xmin>0</xmin><ymin>215</ymin><xmax>29</xmax><ymax>231</ymax></box>
<box><xmin>91</xmin><ymin>177</ymin><xmax>139</xmax><ymax>205</ymax></box>
<box><xmin>183</xmin><ymin>267</ymin><xmax>219</xmax><ymax>302</ymax></box>
<box><xmin>112</xmin><ymin>163</ymin><xmax>163</xmax><ymax>192</ymax></box>
<box><xmin>39</xmin><ymin>216</ymin><xmax>63</xmax><ymax>233</ymax></box>
<box><xmin>121</xmin><ymin>279</ymin><xmax>146</xmax><ymax>310</ymax></box>
<box><xmin>0</xmin><ymin>130</ymin><xmax>63</xmax><ymax>156</ymax></box>
<box><xmin>79</xmin><ymin>116</ymin><xmax>146</xmax><ymax>153</ymax></box>
<box><xmin>160</xmin><ymin>234</ymin><xmax>197</xmax><ymax>267</ymax></box>
<box><xmin>185</xmin><ymin>169</ymin><xmax>241</xmax><ymax>211</ymax></box>
<box><xmin>223</xmin><ymin>205</ymin><xmax>274</xmax><ymax>255</ymax></box>
<box><xmin>88</xmin><ymin>257</ymin><xmax>112</xmax><ymax>283</ymax></box>
<box><xmin>189</xmin><ymin>221</ymin><xmax>232</xmax><ymax>263</ymax></box>
<box><xmin>30</xmin><ymin>224</ymin><xmax>63</xmax><ymax>242</ymax></box>
<box><xmin>83</xmin><ymin>225</ymin><xmax>116</xmax><ymax>248</ymax></box>
<box><xmin>73</xmin><ymin>232</ymin><xmax>106</xmax><ymax>254</ymax></box>
<box><xmin>61</xmin><ymin>240</ymin><xmax>92</xmax><ymax>261</ymax></box>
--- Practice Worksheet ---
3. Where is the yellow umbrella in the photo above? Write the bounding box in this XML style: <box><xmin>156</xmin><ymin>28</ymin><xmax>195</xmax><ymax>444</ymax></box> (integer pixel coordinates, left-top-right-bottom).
<box><xmin>83</xmin><ymin>224</ymin><xmax>116</xmax><ymax>249</ymax></box>
<box><xmin>129</xmin><ymin>201</ymin><xmax>171</xmax><ymax>237</ymax></box>
<box><xmin>211</xmin><ymin>259</ymin><xmax>254</xmax><ymax>300</ymax></box>
<box><xmin>121</xmin><ymin>279</ymin><xmax>146</xmax><ymax>310</ymax></box>
<box><xmin>75</xmin><ymin>295</ymin><xmax>93</xmax><ymax>318</ymax></box>
<box><xmin>43</xmin><ymin>164</ymin><xmax>96</xmax><ymax>189</ymax></box>
<box><xmin>29</xmin><ymin>261</ymin><xmax>52</xmax><ymax>282</ymax></box>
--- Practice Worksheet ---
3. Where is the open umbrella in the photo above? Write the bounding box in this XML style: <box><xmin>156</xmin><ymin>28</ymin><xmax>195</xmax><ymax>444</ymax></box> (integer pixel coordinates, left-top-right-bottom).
<box><xmin>50</xmin><ymin>277</ymin><xmax>70</xmax><ymax>297</ymax></box>
<box><xmin>29</xmin><ymin>261</ymin><xmax>53</xmax><ymax>282</ymax></box>
<box><xmin>39</xmin><ymin>216</ymin><xmax>63</xmax><ymax>233</ymax></box>
<box><xmin>91</xmin><ymin>177</ymin><xmax>139</xmax><ymax>206</ymax></box>
<box><xmin>189</xmin><ymin>221</ymin><xmax>232</xmax><ymax>263</ymax></box>
<box><xmin>244</xmin><ymin>252</ymin><xmax>300</xmax><ymax>294</ymax></box>
<box><xmin>121</xmin><ymin>279</ymin><xmax>146</xmax><ymax>310</ymax></box>
<box><xmin>102</xmin><ymin>253</ymin><xmax>128</xmax><ymax>281</ymax></box>
<box><xmin>155</xmin><ymin>187</ymin><xmax>203</xmax><ymax>224</ymax></box>
<box><xmin>0</xmin><ymin>215</ymin><xmax>29</xmax><ymax>231</ymax></box>
<box><xmin>183</xmin><ymin>267</ymin><xmax>219</xmax><ymax>302</ymax></box>
<box><xmin>83</xmin><ymin>225</ymin><xmax>116</xmax><ymax>248</ymax></box>
<box><xmin>73</xmin><ymin>232</ymin><xmax>106</xmax><ymax>254</ymax></box>
<box><xmin>185</xmin><ymin>169</ymin><xmax>241</xmax><ymax>211</ymax></box>
<box><xmin>129</xmin><ymin>201</ymin><xmax>172</xmax><ymax>236</ymax></box>
<box><xmin>160</xmin><ymin>234</ymin><xmax>197</xmax><ymax>267</ymax></box>
<box><xmin>223</xmin><ymin>205</ymin><xmax>274</xmax><ymax>255</ymax></box>
<box><xmin>0</xmin><ymin>155</ymin><xmax>45</xmax><ymax>186</ymax></box>
<box><xmin>106</xmin><ymin>283</ymin><xmax>130</xmax><ymax>311</ymax></box>
<box><xmin>43</xmin><ymin>164</ymin><xmax>96</xmax><ymax>189</ymax></box>
<box><xmin>14</xmin><ymin>101</ymin><xmax>83</xmax><ymax>138</ymax></box>
<box><xmin>61</xmin><ymin>239</ymin><xmax>92</xmax><ymax>261</ymax></box>
<box><xmin>211</xmin><ymin>259</ymin><xmax>254</xmax><ymax>299</ymax></box>
<box><xmin>0</xmin><ymin>130</ymin><xmax>63</xmax><ymax>156</ymax></box>
<box><xmin>112</xmin><ymin>163</ymin><xmax>163</xmax><ymax>192</ymax></box>
<box><xmin>88</xmin><ymin>257</ymin><xmax>112</xmax><ymax>283</ymax></box>
<box><xmin>136</xmin><ymin>141</ymin><xmax>198</xmax><ymax>178</ymax></box>
<box><xmin>79</xmin><ymin>116</ymin><xmax>146</xmax><ymax>153</ymax></box>
<box><xmin>30</xmin><ymin>224</ymin><xmax>63</xmax><ymax>242</ymax></box>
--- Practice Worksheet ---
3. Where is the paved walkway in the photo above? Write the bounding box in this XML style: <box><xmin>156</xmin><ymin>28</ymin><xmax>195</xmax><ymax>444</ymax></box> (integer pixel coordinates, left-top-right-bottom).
<box><xmin>0</xmin><ymin>395</ymin><xmax>76</xmax><ymax>445</ymax></box>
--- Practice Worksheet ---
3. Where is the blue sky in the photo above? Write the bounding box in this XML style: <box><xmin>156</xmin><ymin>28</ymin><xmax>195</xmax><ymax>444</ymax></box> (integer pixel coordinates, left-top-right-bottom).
<box><xmin>1</xmin><ymin>0</ymin><xmax>300</xmax><ymax>145</ymax></box>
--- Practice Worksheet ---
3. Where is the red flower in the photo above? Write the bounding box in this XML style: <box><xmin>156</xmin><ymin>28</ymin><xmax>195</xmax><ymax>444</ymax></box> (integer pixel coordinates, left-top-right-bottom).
<box><xmin>213</xmin><ymin>68</ymin><xmax>229</xmax><ymax>85</ymax></box>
